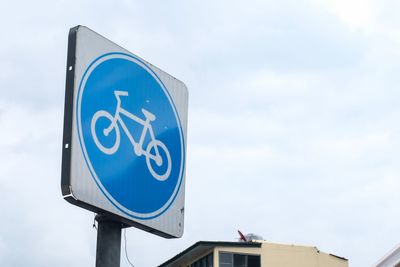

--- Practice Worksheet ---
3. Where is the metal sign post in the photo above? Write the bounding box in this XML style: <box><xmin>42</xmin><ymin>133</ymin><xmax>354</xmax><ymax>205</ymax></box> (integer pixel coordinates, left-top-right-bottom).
<box><xmin>61</xmin><ymin>25</ymin><xmax>188</xmax><ymax>266</ymax></box>
<box><xmin>95</xmin><ymin>214</ymin><xmax>123</xmax><ymax>267</ymax></box>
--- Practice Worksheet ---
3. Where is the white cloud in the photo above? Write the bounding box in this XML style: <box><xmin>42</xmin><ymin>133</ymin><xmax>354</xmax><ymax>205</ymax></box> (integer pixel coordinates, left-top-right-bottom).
<box><xmin>311</xmin><ymin>0</ymin><xmax>375</xmax><ymax>32</ymax></box>
<box><xmin>314</xmin><ymin>131</ymin><xmax>392</xmax><ymax>161</ymax></box>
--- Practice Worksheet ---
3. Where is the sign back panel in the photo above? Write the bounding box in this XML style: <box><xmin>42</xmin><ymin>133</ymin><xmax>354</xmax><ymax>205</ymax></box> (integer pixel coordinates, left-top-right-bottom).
<box><xmin>61</xmin><ymin>26</ymin><xmax>188</xmax><ymax>238</ymax></box>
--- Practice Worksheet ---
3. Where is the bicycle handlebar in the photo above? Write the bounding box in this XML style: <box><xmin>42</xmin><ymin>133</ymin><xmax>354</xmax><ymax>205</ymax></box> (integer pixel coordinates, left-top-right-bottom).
<box><xmin>114</xmin><ymin>90</ymin><xmax>129</xmax><ymax>97</ymax></box>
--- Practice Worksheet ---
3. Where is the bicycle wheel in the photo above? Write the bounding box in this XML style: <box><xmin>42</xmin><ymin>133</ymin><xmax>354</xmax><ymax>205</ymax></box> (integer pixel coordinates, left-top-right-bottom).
<box><xmin>91</xmin><ymin>110</ymin><xmax>120</xmax><ymax>155</ymax></box>
<box><xmin>145</xmin><ymin>140</ymin><xmax>171</xmax><ymax>181</ymax></box>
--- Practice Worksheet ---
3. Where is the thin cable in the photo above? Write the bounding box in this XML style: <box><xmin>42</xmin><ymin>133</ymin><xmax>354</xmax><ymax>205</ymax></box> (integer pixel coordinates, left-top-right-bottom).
<box><xmin>124</xmin><ymin>229</ymin><xmax>135</xmax><ymax>267</ymax></box>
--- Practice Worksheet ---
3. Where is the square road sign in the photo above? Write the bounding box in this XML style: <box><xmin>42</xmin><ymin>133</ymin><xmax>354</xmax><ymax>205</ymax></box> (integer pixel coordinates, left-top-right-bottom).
<box><xmin>61</xmin><ymin>26</ymin><xmax>188</xmax><ymax>238</ymax></box>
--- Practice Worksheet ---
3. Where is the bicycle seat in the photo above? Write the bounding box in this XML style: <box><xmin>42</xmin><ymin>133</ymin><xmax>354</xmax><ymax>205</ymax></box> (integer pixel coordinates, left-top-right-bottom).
<box><xmin>142</xmin><ymin>109</ymin><xmax>156</xmax><ymax>121</ymax></box>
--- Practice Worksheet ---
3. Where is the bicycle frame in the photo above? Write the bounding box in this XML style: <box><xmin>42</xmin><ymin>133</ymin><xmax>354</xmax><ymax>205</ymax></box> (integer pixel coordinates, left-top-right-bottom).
<box><xmin>105</xmin><ymin>91</ymin><xmax>160</xmax><ymax>159</ymax></box>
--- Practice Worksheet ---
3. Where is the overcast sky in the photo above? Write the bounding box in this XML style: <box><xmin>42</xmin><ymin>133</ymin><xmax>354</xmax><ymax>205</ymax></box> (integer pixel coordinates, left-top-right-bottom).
<box><xmin>1</xmin><ymin>0</ymin><xmax>400</xmax><ymax>266</ymax></box>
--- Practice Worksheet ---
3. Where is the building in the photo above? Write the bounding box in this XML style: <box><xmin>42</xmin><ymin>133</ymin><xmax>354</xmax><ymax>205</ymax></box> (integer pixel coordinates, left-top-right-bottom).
<box><xmin>375</xmin><ymin>243</ymin><xmax>400</xmax><ymax>267</ymax></box>
<box><xmin>158</xmin><ymin>241</ymin><xmax>348</xmax><ymax>267</ymax></box>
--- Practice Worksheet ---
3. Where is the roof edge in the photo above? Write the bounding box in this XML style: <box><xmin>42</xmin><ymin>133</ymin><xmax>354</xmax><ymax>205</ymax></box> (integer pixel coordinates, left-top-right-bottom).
<box><xmin>158</xmin><ymin>241</ymin><xmax>262</xmax><ymax>267</ymax></box>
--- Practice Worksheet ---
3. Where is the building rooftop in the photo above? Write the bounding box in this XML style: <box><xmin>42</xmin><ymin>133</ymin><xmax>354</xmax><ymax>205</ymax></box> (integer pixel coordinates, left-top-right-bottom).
<box><xmin>158</xmin><ymin>240</ymin><xmax>347</xmax><ymax>267</ymax></box>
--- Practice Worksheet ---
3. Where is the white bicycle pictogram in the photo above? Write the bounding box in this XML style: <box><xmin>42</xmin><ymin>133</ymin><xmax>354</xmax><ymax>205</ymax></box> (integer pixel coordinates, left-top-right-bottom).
<box><xmin>91</xmin><ymin>90</ymin><xmax>171</xmax><ymax>181</ymax></box>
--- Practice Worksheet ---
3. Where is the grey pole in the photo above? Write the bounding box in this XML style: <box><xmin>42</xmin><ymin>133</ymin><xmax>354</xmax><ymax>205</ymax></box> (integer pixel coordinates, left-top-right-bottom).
<box><xmin>95</xmin><ymin>214</ymin><xmax>123</xmax><ymax>267</ymax></box>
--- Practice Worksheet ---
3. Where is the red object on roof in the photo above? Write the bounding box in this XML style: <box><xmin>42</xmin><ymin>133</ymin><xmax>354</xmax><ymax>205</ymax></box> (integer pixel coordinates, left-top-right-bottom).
<box><xmin>238</xmin><ymin>230</ymin><xmax>247</xmax><ymax>242</ymax></box>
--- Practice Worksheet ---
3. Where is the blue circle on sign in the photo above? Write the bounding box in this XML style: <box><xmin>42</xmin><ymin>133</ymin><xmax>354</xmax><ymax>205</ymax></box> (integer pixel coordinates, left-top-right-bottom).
<box><xmin>76</xmin><ymin>52</ymin><xmax>185</xmax><ymax>219</ymax></box>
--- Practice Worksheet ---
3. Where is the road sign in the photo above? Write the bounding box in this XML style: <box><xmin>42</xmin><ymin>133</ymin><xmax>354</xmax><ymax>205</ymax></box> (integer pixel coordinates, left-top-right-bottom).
<box><xmin>61</xmin><ymin>26</ymin><xmax>188</xmax><ymax>238</ymax></box>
